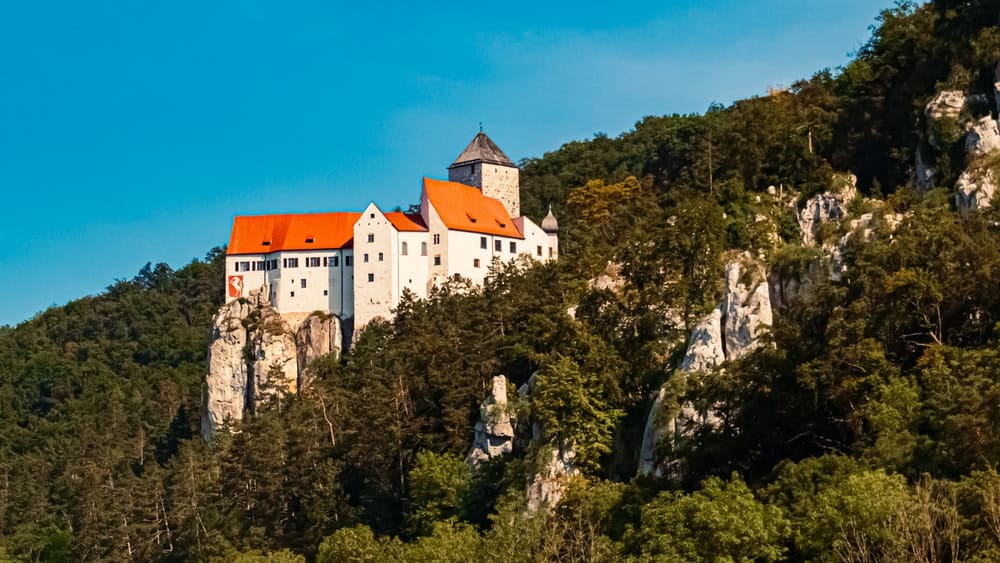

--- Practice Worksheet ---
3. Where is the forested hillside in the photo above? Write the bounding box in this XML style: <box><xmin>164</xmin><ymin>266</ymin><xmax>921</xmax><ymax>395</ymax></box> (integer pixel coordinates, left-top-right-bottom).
<box><xmin>2</xmin><ymin>1</ymin><xmax>1000</xmax><ymax>561</ymax></box>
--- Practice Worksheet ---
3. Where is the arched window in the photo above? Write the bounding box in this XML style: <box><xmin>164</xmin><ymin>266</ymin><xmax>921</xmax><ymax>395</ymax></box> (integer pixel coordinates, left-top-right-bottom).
<box><xmin>401</xmin><ymin>242</ymin><xmax>408</xmax><ymax>256</ymax></box>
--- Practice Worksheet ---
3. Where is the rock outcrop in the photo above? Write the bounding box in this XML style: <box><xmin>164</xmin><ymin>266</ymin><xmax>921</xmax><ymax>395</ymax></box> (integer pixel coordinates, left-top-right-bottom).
<box><xmin>468</xmin><ymin>376</ymin><xmax>515</xmax><ymax>464</ymax></box>
<box><xmin>526</xmin><ymin>445</ymin><xmax>579</xmax><ymax>513</ymax></box>
<box><xmin>679</xmin><ymin>308</ymin><xmax>725</xmax><ymax>372</ymax></box>
<box><xmin>721</xmin><ymin>257</ymin><xmax>772</xmax><ymax>360</ymax></box>
<box><xmin>966</xmin><ymin>116</ymin><xmax>1000</xmax><ymax>157</ymax></box>
<box><xmin>638</xmin><ymin>254</ymin><xmax>773</xmax><ymax>477</ymax></box>
<box><xmin>956</xmin><ymin>116</ymin><xmax>1000</xmax><ymax>215</ymax></box>
<box><xmin>202</xmin><ymin>291</ymin><xmax>342</xmax><ymax>441</ymax></box>
<box><xmin>956</xmin><ymin>168</ymin><xmax>998</xmax><ymax>214</ymax></box>
<box><xmin>296</xmin><ymin>313</ymin><xmax>343</xmax><ymax>391</ymax></box>
<box><xmin>798</xmin><ymin>175</ymin><xmax>857</xmax><ymax>247</ymax></box>
<box><xmin>925</xmin><ymin>90</ymin><xmax>966</xmax><ymax>123</ymax></box>
<box><xmin>202</xmin><ymin>296</ymin><xmax>255</xmax><ymax>440</ymax></box>
<box><xmin>514</xmin><ymin>372</ymin><xmax>580</xmax><ymax>512</ymax></box>
<box><xmin>248</xmin><ymin>307</ymin><xmax>298</xmax><ymax>405</ymax></box>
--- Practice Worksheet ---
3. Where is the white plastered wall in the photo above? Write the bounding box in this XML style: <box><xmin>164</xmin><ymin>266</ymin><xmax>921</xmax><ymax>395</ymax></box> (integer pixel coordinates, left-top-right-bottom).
<box><xmin>225</xmin><ymin>255</ymin><xmax>267</xmax><ymax>303</ymax></box>
<box><xmin>398</xmin><ymin>230</ymin><xmax>429</xmax><ymax>300</ymax></box>
<box><xmin>353</xmin><ymin>204</ymin><xmax>397</xmax><ymax>333</ymax></box>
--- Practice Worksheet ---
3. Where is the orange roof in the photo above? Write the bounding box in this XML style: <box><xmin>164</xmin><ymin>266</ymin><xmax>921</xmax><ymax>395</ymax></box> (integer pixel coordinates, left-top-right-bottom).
<box><xmin>227</xmin><ymin>212</ymin><xmax>362</xmax><ymax>255</ymax></box>
<box><xmin>385</xmin><ymin>211</ymin><xmax>427</xmax><ymax>232</ymax></box>
<box><xmin>422</xmin><ymin>177</ymin><xmax>523</xmax><ymax>239</ymax></box>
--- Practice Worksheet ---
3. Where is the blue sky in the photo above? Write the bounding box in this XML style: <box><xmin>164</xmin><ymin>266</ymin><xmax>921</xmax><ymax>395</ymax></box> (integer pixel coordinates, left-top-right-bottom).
<box><xmin>0</xmin><ymin>0</ymin><xmax>894</xmax><ymax>326</ymax></box>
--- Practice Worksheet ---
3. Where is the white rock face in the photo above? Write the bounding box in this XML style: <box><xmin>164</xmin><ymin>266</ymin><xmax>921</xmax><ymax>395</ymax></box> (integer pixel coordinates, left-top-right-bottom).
<box><xmin>249</xmin><ymin>306</ymin><xmax>298</xmax><ymax>403</ymax></box>
<box><xmin>468</xmin><ymin>375</ymin><xmax>515</xmax><ymax>464</ymax></box>
<box><xmin>526</xmin><ymin>445</ymin><xmax>579</xmax><ymax>513</ymax></box>
<box><xmin>955</xmin><ymin>114</ymin><xmax>1000</xmax><ymax>215</ymax></box>
<box><xmin>296</xmin><ymin>313</ymin><xmax>342</xmax><ymax>390</ymax></box>
<box><xmin>202</xmin><ymin>294</ymin><xmax>342</xmax><ymax>441</ymax></box>
<box><xmin>798</xmin><ymin>176</ymin><xmax>857</xmax><ymax>247</ymax></box>
<box><xmin>967</xmin><ymin>116</ymin><xmax>1000</xmax><ymax>157</ymax></box>
<box><xmin>722</xmin><ymin>257</ymin><xmax>773</xmax><ymax>360</ymax></box>
<box><xmin>680</xmin><ymin>308</ymin><xmax>725</xmax><ymax>372</ymax></box>
<box><xmin>956</xmin><ymin>168</ymin><xmax>997</xmax><ymax>214</ymax></box>
<box><xmin>516</xmin><ymin>371</ymin><xmax>579</xmax><ymax>512</ymax></box>
<box><xmin>638</xmin><ymin>254</ymin><xmax>772</xmax><ymax>477</ymax></box>
<box><xmin>201</xmin><ymin>297</ymin><xmax>253</xmax><ymax>440</ymax></box>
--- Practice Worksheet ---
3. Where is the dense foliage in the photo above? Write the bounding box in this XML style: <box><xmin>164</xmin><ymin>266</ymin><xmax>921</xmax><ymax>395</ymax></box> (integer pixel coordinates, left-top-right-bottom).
<box><xmin>1</xmin><ymin>1</ymin><xmax>999</xmax><ymax>561</ymax></box>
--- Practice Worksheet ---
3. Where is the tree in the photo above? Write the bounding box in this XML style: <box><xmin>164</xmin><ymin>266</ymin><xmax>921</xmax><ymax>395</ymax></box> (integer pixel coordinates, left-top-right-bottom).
<box><xmin>627</xmin><ymin>474</ymin><xmax>789</xmax><ymax>562</ymax></box>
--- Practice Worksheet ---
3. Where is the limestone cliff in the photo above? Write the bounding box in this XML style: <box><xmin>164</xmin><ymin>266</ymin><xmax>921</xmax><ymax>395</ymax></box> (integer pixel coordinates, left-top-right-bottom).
<box><xmin>468</xmin><ymin>375</ymin><xmax>515</xmax><ymax>464</ymax></box>
<box><xmin>512</xmin><ymin>372</ymin><xmax>581</xmax><ymax>512</ymax></box>
<box><xmin>956</xmin><ymin>115</ymin><xmax>1000</xmax><ymax>215</ymax></box>
<box><xmin>638</xmin><ymin>253</ymin><xmax>773</xmax><ymax>477</ymax></box>
<box><xmin>919</xmin><ymin>85</ymin><xmax>1000</xmax><ymax>213</ymax></box>
<box><xmin>202</xmin><ymin>290</ymin><xmax>342</xmax><ymax>441</ymax></box>
<box><xmin>797</xmin><ymin>174</ymin><xmax>857</xmax><ymax>247</ymax></box>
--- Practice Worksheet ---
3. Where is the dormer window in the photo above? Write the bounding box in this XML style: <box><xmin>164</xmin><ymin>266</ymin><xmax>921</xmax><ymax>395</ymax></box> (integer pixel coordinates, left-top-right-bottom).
<box><xmin>305</xmin><ymin>237</ymin><xmax>315</xmax><ymax>243</ymax></box>
<box><xmin>262</xmin><ymin>241</ymin><xmax>271</xmax><ymax>246</ymax></box>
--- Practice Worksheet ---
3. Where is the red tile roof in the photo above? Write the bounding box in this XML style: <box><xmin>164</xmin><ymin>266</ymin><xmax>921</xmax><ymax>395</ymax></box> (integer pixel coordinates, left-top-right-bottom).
<box><xmin>385</xmin><ymin>212</ymin><xmax>427</xmax><ymax>232</ymax></box>
<box><xmin>227</xmin><ymin>212</ymin><xmax>362</xmax><ymax>255</ymax></box>
<box><xmin>422</xmin><ymin>177</ymin><xmax>523</xmax><ymax>239</ymax></box>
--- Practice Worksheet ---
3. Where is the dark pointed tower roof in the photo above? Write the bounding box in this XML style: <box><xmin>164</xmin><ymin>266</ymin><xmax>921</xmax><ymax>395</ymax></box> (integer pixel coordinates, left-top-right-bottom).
<box><xmin>449</xmin><ymin>131</ymin><xmax>515</xmax><ymax>168</ymax></box>
<box><xmin>541</xmin><ymin>205</ymin><xmax>559</xmax><ymax>233</ymax></box>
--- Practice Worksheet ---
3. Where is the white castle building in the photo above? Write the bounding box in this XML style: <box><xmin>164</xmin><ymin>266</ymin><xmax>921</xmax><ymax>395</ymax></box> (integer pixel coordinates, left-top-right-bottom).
<box><xmin>224</xmin><ymin>132</ymin><xmax>559</xmax><ymax>335</ymax></box>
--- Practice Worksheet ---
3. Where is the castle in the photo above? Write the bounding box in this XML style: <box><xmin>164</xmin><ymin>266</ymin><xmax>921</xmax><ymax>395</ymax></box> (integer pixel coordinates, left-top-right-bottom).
<box><xmin>224</xmin><ymin>132</ymin><xmax>559</xmax><ymax>335</ymax></box>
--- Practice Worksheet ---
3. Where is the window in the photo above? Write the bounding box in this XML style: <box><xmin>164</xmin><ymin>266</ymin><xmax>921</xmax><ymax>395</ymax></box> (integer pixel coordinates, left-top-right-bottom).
<box><xmin>290</xmin><ymin>291</ymin><xmax>295</xmax><ymax>297</ymax></box>
<box><xmin>300</xmin><ymin>279</ymin><xmax>307</xmax><ymax>288</ymax></box>
<box><xmin>480</xmin><ymin>236</ymin><xmax>487</xmax><ymax>249</ymax></box>
<box><xmin>370</xmin><ymin>213</ymin><xmax>375</xmax><ymax>218</ymax></box>
<box><xmin>474</xmin><ymin>258</ymin><xmax>481</xmax><ymax>268</ymax></box>
<box><xmin>269</xmin><ymin>259</ymin><xmax>278</xmax><ymax>270</ymax></box>
<box><xmin>378</xmin><ymin>252</ymin><xmax>384</xmax><ymax>262</ymax></box>
<box><xmin>433</xmin><ymin>234</ymin><xmax>441</xmax><ymax>244</ymax></box>
<box><xmin>239</xmin><ymin>261</ymin><xmax>250</xmax><ymax>272</ymax></box>
<box><xmin>305</xmin><ymin>237</ymin><xmax>314</xmax><ymax>243</ymax></box>
<box><xmin>323</xmin><ymin>257</ymin><xmax>328</xmax><ymax>267</ymax></box>
<box><xmin>364</xmin><ymin>253</ymin><xmax>369</xmax><ymax>263</ymax></box>
<box><xmin>494</xmin><ymin>240</ymin><xmax>502</xmax><ymax>252</ymax></box>
<box><xmin>509</xmin><ymin>242</ymin><xmax>517</xmax><ymax>253</ymax></box>
<box><xmin>367</xmin><ymin>233</ymin><xmax>374</xmax><ymax>243</ymax></box>
<box><xmin>256</xmin><ymin>260</ymin><xmax>265</xmax><ymax>270</ymax></box>
<box><xmin>323</xmin><ymin>290</ymin><xmax>328</xmax><ymax>296</ymax></box>
<box><xmin>332</xmin><ymin>256</ymin><xmax>340</xmax><ymax>267</ymax></box>
<box><xmin>368</xmin><ymin>273</ymin><xmax>375</xmax><ymax>282</ymax></box>
<box><xmin>421</xmin><ymin>242</ymin><xmax>427</xmax><ymax>256</ymax></box>
<box><xmin>537</xmin><ymin>245</ymin><xmax>543</xmax><ymax>257</ymax></box>
<box><xmin>345</xmin><ymin>256</ymin><xmax>353</xmax><ymax>267</ymax></box>
<box><xmin>283</xmin><ymin>258</ymin><xmax>299</xmax><ymax>268</ymax></box>
<box><xmin>549</xmin><ymin>247</ymin><xmax>554</xmax><ymax>258</ymax></box>
<box><xmin>307</xmin><ymin>257</ymin><xmax>321</xmax><ymax>267</ymax></box>
<box><xmin>401</xmin><ymin>242</ymin><xmax>408</xmax><ymax>256</ymax></box>
<box><xmin>434</xmin><ymin>255</ymin><xmax>441</xmax><ymax>266</ymax></box>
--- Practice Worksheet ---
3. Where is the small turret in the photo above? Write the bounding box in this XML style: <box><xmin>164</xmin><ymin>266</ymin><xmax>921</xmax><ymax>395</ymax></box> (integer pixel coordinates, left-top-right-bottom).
<box><xmin>541</xmin><ymin>205</ymin><xmax>559</xmax><ymax>233</ymax></box>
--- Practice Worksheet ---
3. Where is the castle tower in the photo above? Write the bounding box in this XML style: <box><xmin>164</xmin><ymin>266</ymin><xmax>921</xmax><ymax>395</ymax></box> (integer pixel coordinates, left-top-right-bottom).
<box><xmin>448</xmin><ymin>131</ymin><xmax>520</xmax><ymax>217</ymax></box>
